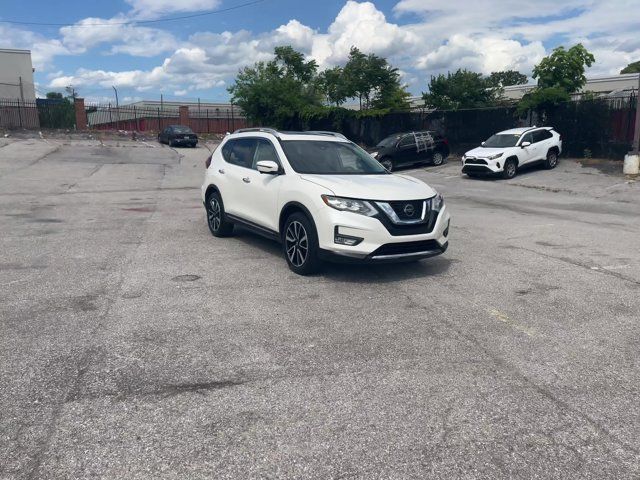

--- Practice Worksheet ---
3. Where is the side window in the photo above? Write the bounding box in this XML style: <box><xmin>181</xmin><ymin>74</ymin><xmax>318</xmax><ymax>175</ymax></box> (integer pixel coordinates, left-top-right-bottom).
<box><xmin>252</xmin><ymin>139</ymin><xmax>281</xmax><ymax>169</ymax></box>
<box><xmin>398</xmin><ymin>135</ymin><xmax>415</xmax><ymax>148</ymax></box>
<box><xmin>534</xmin><ymin>130</ymin><xmax>552</xmax><ymax>142</ymax></box>
<box><xmin>221</xmin><ymin>138</ymin><xmax>257</xmax><ymax>168</ymax></box>
<box><xmin>520</xmin><ymin>132</ymin><xmax>534</xmax><ymax>144</ymax></box>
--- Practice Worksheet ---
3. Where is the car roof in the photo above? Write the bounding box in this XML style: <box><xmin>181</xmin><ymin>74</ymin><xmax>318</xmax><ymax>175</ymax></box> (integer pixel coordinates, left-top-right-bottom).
<box><xmin>497</xmin><ymin>126</ymin><xmax>552</xmax><ymax>135</ymax></box>
<box><xmin>229</xmin><ymin>128</ymin><xmax>350</xmax><ymax>142</ymax></box>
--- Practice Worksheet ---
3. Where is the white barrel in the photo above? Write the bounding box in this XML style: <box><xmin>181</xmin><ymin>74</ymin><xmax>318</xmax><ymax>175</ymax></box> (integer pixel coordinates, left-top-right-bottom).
<box><xmin>623</xmin><ymin>154</ymin><xmax>639</xmax><ymax>175</ymax></box>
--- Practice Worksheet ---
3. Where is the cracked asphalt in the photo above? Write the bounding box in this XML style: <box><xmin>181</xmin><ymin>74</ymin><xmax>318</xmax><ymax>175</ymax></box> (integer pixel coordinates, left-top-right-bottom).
<box><xmin>1</xmin><ymin>139</ymin><xmax>639</xmax><ymax>479</ymax></box>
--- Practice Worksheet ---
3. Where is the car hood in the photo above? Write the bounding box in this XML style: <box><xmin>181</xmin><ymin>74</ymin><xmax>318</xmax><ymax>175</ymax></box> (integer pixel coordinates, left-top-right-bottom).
<box><xmin>465</xmin><ymin>146</ymin><xmax>509</xmax><ymax>157</ymax></box>
<box><xmin>300</xmin><ymin>173</ymin><xmax>436</xmax><ymax>201</ymax></box>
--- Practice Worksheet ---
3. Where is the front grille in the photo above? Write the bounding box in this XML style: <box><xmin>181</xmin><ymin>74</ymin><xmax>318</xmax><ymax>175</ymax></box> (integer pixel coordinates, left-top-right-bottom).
<box><xmin>387</xmin><ymin>199</ymin><xmax>425</xmax><ymax>221</ymax></box>
<box><xmin>465</xmin><ymin>158</ymin><xmax>487</xmax><ymax>165</ymax></box>
<box><xmin>371</xmin><ymin>240</ymin><xmax>441</xmax><ymax>257</ymax></box>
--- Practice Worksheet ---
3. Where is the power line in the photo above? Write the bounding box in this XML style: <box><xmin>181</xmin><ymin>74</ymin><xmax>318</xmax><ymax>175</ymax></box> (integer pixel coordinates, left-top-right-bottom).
<box><xmin>0</xmin><ymin>0</ymin><xmax>266</xmax><ymax>27</ymax></box>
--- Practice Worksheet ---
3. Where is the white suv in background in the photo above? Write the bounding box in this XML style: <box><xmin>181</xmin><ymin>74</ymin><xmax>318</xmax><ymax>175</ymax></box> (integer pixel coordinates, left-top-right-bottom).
<box><xmin>202</xmin><ymin>129</ymin><xmax>451</xmax><ymax>275</ymax></box>
<box><xmin>462</xmin><ymin>126</ymin><xmax>562</xmax><ymax>179</ymax></box>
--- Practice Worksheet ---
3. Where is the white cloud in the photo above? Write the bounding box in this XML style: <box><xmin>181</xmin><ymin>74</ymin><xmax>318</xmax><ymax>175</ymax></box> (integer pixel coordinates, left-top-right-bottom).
<box><xmin>417</xmin><ymin>35</ymin><xmax>546</xmax><ymax>75</ymax></box>
<box><xmin>59</xmin><ymin>17</ymin><xmax>177</xmax><ymax>57</ymax></box>
<box><xmin>124</xmin><ymin>0</ymin><xmax>221</xmax><ymax>20</ymax></box>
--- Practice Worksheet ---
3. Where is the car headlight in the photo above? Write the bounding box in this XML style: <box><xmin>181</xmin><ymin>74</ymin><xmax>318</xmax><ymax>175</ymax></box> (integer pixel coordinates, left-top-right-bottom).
<box><xmin>370</xmin><ymin>151</ymin><xmax>379</xmax><ymax>158</ymax></box>
<box><xmin>431</xmin><ymin>193</ymin><xmax>444</xmax><ymax>211</ymax></box>
<box><xmin>487</xmin><ymin>153</ymin><xmax>503</xmax><ymax>160</ymax></box>
<box><xmin>321</xmin><ymin>195</ymin><xmax>377</xmax><ymax>217</ymax></box>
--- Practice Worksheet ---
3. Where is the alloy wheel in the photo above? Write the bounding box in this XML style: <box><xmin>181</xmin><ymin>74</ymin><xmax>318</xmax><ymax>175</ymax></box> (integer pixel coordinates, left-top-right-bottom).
<box><xmin>506</xmin><ymin>162</ymin><xmax>516</xmax><ymax>178</ymax></box>
<box><xmin>207</xmin><ymin>197</ymin><xmax>221</xmax><ymax>232</ymax></box>
<box><xmin>285</xmin><ymin>220</ymin><xmax>308</xmax><ymax>267</ymax></box>
<box><xmin>433</xmin><ymin>152</ymin><xmax>444</xmax><ymax>165</ymax></box>
<box><xmin>548</xmin><ymin>152</ymin><xmax>558</xmax><ymax>167</ymax></box>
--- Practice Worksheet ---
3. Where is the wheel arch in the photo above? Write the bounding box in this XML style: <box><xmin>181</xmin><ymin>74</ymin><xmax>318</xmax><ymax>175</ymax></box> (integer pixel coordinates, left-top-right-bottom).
<box><xmin>279</xmin><ymin>201</ymin><xmax>316</xmax><ymax>236</ymax></box>
<box><xmin>506</xmin><ymin>155</ymin><xmax>519</xmax><ymax>166</ymax></box>
<box><xmin>548</xmin><ymin>145</ymin><xmax>560</xmax><ymax>155</ymax></box>
<box><xmin>204</xmin><ymin>184</ymin><xmax>220</xmax><ymax>202</ymax></box>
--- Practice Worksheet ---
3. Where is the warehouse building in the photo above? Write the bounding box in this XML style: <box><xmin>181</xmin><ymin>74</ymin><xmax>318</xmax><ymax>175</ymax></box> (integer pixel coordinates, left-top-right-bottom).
<box><xmin>0</xmin><ymin>49</ymin><xmax>36</xmax><ymax>101</ymax></box>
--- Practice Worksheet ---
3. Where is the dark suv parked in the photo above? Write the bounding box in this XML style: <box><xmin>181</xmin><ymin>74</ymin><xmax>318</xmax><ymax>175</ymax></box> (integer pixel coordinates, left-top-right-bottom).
<box><xmin>158</xmin><ymin>125</ymin><xmax>198</xmax><ymax>148</ymax></box>
<box><xmin>369</xmin><ymin>131</ymin><xmax>449</xmax><ymax>171</ymax></box>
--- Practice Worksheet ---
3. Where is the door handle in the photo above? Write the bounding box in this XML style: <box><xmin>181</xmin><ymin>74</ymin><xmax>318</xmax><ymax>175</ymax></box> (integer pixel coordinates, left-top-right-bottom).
<box><xmin>218</xmin><ymin>169</ymin><xmax>225</xmax><ymax>174</ymax></box>
<box><xmin>242</xmin><ymin>177</ymin><xmax>251</xmax><ymax>183</ymax></box>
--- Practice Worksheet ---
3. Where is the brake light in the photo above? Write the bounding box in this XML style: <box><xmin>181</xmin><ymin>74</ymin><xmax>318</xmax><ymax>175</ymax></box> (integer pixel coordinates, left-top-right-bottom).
<box><xmin>205</xmin><ymin>154</ymin><xmax>212</xmax><ymax>169</ymax></box>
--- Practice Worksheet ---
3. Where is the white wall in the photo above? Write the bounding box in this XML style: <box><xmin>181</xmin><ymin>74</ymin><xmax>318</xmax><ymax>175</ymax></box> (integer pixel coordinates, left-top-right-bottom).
<box><xmin>0</xmin><ymin>49</ymin><xmax>36</xmax><ymax>101</ymax></box>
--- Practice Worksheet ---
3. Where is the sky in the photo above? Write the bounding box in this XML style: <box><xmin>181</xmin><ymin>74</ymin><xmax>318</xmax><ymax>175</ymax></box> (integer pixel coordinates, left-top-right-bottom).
<box><xmin>1</xmin><ymin>0</ymin><xmax>638</xmax><ymax>104</ymax></box>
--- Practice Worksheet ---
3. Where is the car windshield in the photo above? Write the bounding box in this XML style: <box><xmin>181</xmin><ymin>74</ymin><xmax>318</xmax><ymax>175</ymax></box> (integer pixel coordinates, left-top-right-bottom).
<box><xmin>483</xmin><ymin>134</ymin><xmax>520</xmax><ymax>148</ymax></box>
<box><xmin>172</xmin><ymin>126</ymin><xmax>193</xmax><ymax>134</ymax></box>
<box><xmin>376</xmin><ymin>134</ymin><xmax>402</xmax><ymax>148</ymax></box>
<box><xmin>281</xmin><ymin>140</ymin><xmax>388</xmax><ymax>175</ymax></box>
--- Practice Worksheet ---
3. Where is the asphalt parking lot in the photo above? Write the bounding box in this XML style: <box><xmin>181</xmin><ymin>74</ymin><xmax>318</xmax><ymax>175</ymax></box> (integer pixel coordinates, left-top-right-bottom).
<box><xmin>1</xmin><ymin>138</ymin><xmax>639</xmax><ymax>479</ymax></box>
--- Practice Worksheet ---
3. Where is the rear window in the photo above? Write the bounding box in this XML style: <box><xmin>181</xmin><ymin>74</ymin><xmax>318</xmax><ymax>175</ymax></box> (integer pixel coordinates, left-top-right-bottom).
<box><xmin>172</xmin><ymin>126</ymin><xmax>193</xmax><ymax>134</ymax></box>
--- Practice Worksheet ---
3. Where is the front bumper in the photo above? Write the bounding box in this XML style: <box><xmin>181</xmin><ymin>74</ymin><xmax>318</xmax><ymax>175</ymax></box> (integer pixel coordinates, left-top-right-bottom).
<box><xmin>462</xmin><ymin>157</ymin><xmax>503</xmax><ymax>174</ymax></box>
<box><xmin>315</xmin><ymin>204</ymin><xmax>451</xmax><ymax>263</ymax></box>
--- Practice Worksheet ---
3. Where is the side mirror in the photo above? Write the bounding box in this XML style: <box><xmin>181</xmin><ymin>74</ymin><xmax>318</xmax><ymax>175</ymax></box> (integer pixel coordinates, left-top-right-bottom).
<box><xmin>481</xmin><ymin>141</ymin><xmax>486</xmax><ymax>146</ymax></box>
<box><xmin>256</xmin><ymin>160</ymin><xmax>280</xmax><ymax>174</ymax></box>
<box><xmin>520</xmin><ymin>141</ymin><xmax>531</xmax><ymax>148</ymax></box>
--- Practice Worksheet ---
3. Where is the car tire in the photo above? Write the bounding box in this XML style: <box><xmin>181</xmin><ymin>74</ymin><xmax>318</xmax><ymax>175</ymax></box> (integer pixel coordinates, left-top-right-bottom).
<box><xmin>282</xmin><ymin>212</ymin><xmax>321</xmax><ymax>275</ymax></box>
<box><xmin>502</xmin><ymin>159</ymin><xmax>518</xmax><ymax>179</ymax></box>
<box><xmin>206</xmin><ymin>192</ymin><xmax>234</xmax><ymax>237</ymax></box>
<box><xmin>380</xmin><ymin>158</ymin><xmax>393</xmax><ymax>172</ymax></box>
<box><xmin>545</xmin><ymin>149</ymin><xmax>559</xmax><ymax>169</ymax></box>
<box><xmin>432</xmin><ymin>151</ymin><xmax>445</xmax><ymax>166</ymax></box>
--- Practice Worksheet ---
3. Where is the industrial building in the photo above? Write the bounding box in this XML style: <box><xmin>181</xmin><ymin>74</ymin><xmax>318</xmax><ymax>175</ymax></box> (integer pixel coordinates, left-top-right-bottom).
<box><xmin>502</xmin><ymin>73</ymin><xmax>640</xmax><ymax>100</ymax></box>
<box><xmin>0</xmin><ymin>49</ymin><xmax>36</xmax><ymax>101</ymax></box>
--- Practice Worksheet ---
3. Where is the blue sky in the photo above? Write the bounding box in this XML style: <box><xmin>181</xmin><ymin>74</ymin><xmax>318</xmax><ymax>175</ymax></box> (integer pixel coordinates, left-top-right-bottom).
<box><xmin>1</xmin><ymin>0</ymin><xmax>637</xmax><ymax>104</ymax></box>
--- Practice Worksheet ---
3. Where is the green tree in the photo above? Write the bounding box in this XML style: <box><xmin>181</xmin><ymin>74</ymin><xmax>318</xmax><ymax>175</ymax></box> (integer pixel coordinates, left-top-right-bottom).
<box><xmin>487</xmin><ymin>70</ymin><xmax>528</xmax><ymax>87</ymax></box>
<box><xmin>46</xmin><ymin>91</ymin><xmax>64</xmax><ymax>99</ymax></box>
<box><xmin>620</xmin><ymin>60</ymin><xmax>640</xmax><ymax>74</ymax></box>
<box><xmin>422</xmin><ymin>69</ymin><xmax>501</xmax><ymax>110</ymax></box>
<box><xmin>317</xmin><ymin>67</ymin><xmax>349</xmax><ymax>106</ymax></box>
<box><xmin>518</xmin><ymin>43</ymin><xmax>595</xmax><ymax>115</ymax></box>
<box><xmin>533</xmin><ymin>43</ymin><xmax>595</xmax><ymax>93</ymax></box>
<box><xmin>228</xmin><ymin>46</ymin><xmax>322</xmax><ymax>127</ymax></box>
<box><xmin>342</xmin><ymin>47</ymin><xmax>409</xmax><ymax>110</ymax></box>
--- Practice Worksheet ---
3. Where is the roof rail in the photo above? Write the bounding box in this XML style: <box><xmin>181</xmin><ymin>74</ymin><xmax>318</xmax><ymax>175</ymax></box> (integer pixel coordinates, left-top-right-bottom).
<box><xmin>233</xmin><ymin>127</ymin><xmax>280</xmax><ymax>137</ymax></box>
<box><xmin>305</xmin><ymin>130</ymin><xmax>348</xmax><ymax>140</ymax></box>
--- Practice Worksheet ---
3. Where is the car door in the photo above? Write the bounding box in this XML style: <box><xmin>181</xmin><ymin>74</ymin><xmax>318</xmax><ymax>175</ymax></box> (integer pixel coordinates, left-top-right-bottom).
<box><xmin>240</xmin><ymin>138</ymin><xmax>285</xmax><ymax>231</ymax></box>
<box><xmin>396</xmin><ymin>134</ymin><xmax>419</xmax><ymax>165</ymax></box>
<box><xmin>218</xmin><ymin>137</ymin><xmax>258</xmax><ymax>217</ymax></box>
<box><xmin>518</xmin><ymin>132</ymin><xmax>537</xmax><ymax>165</ymax></box>
<box><xmin>532</xmin><ymin>129</ymin><xmax>553</xmax><ymax>161</ymax></box>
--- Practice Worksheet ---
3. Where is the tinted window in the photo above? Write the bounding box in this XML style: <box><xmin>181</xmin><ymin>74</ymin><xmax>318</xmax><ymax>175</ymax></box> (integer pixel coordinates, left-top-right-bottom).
<box><xmin>172</xmin><ymin>126</ymin><xmax>193</xmax><ymax>134</ymax></box>
<box><xmin>483</xmin><ymin>134</ymin><xmax>520</xmax><ymax>148</ymax></box>
<box><xmin>377</xmin><ymin>134</ymin><xmax>402</xmax><ymax>148</ymax></box>
<box><xmin>521</xmin><ymin>132</ymin><xmax>534</xmax><ymax>144</ymax></box>
<box><xmin>398</xmin><ymin>135</ymin><xmax>415</xmax><ymax>147</ymax></box>
<box><xmin>281</xmin><ymin>140</ymin><xmax>388</xmax><ymax>175</ymax></box>
<box><xmin>532</xmin><ymin>130</ymin><xmax>552</xmax><ymax>142</ymax></box>
<box><xmin>221</xmin><ymin>138</ymin><xmax>257</xmax><ymax>168</ymax></box>
<box><xmin>252</xmin><ymin>139</ymin><xmax>280</xmax><ymax>169</ymax></box>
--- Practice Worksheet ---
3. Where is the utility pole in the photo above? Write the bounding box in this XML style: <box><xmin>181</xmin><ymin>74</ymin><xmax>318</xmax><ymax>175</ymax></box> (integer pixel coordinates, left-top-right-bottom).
<box><xmin>112</xmin><ymin>86</ymin><xmax>120</xmax><ymax>130</ymax></box>
<box><xmin>18</xmin><ymin>76</ymin><xmax>24</xmax><ymax>103</ymax></box>
<box><xmin>632</xmin><ymin>74</ymin><xmax>640</xmax><ymax>155</ymax></box>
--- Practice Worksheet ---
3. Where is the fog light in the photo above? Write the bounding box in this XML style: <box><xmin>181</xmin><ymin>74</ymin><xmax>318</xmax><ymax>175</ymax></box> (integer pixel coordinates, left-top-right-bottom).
<box><xmin>443</xmin><ymin>220</ymin><xmax>450</xmax><ymax>237</ymax></box>
<box><xmin>334</xmin><ymin>227</ymin><xmax>363</xmax><ymax>246</ymax></box>
<box><xmin>497</xmin><ymin>162</ymin><xmax>501</xmax><ymax>169</ymax></box>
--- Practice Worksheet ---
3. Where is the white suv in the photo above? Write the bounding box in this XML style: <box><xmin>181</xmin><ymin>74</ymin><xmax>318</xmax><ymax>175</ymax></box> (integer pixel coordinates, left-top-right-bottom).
<box><xmin>462</xmin><ymin>126</ymin><xmax>562</xmax><ymax>179</ymax></box>
<box><xmin>202</xmin><ymin>129</ymin><xmax>451</xmax><ymax>274</ymax></box>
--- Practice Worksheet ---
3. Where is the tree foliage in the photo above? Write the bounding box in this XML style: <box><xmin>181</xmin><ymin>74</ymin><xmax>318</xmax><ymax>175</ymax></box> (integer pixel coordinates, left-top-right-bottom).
<box><xmin>620</xmin><ymin>60</ymin><xmax>640</xmax><ymax>74</ymax></box>
<box><xmin>228</xmin><ymin>46</ymin><xmax>322</xmax><ymax>127</ymax></box>
<box><xmin>518</xmin><ymin>43</ymin><xmax>595</xmax><ymax>115</ymax></box>
<box><xmin>422</xmin><ymin>69</ymin><xmax>501</xmax><ymax>110</ymax></box>
<box><xmin>342</xmin><ymin>47</ymin><xmax>410</xmax><ymax>110</ymax></box>
<box><xmin>229</xmin><ymin>45</ymin><xmax>410</xmax><ymax>126</ymax></box>
<box><xmin>487</xmin><ymin>70</ymin><xmax>528</xmax><ymax>87</ymax></box>
<box><xmin>533</xmin><ymin>44</ymin><xmax>595</xmax><ymax>93</ymax></box>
